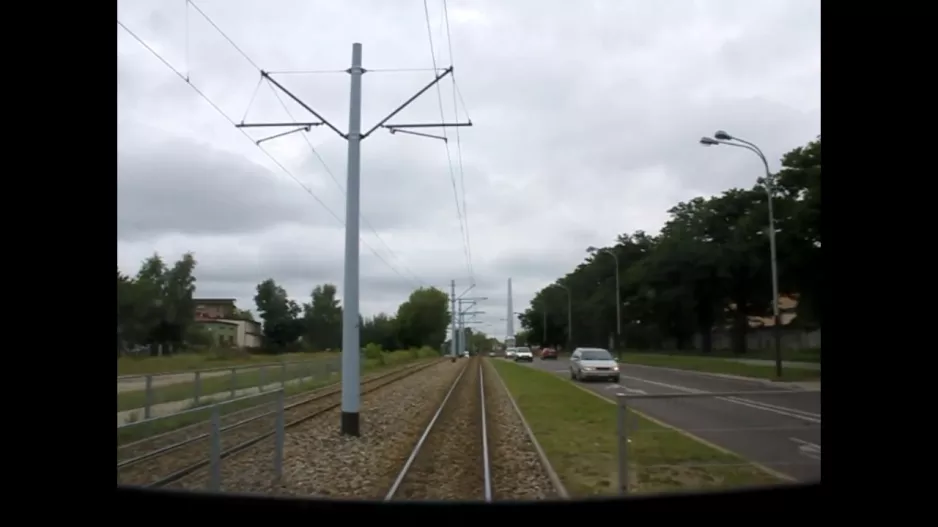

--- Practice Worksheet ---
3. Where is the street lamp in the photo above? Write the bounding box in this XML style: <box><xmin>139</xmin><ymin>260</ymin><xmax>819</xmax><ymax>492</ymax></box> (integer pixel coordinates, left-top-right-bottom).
<box><xmin>555</xmin><ymin>283</ymin><xmax>572</xmax><ymax>349</ymax></box>
<box><xmin>588</xmin><ymin>246</ymin><xmax>622</xmax><ymax>356</ymax></box>
<box><xmin>699</xmin><ymin>130</ymin><xmax>783</xmax><ymax>378</ymax></box>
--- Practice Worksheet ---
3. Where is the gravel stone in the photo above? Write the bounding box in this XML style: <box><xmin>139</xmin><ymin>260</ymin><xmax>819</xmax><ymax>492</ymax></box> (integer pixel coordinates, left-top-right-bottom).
<box><xmin>390</xmin><ymin>358</ymin><xmax>485</xmax><ymax>500</ymax></box>
<box><xmin>169</xmin><ymin>359</ymin><xmax>465</xmax><ymax>498</ymax></box>
<box><xmin>483</xmin><ymin>359</ymin><xmax>559</xmax><ymax>500</ymax></box>
<box><xmin>117</xmin><ymin>361</ymin><xmax>437</xmax><ymax>487</ymax></box>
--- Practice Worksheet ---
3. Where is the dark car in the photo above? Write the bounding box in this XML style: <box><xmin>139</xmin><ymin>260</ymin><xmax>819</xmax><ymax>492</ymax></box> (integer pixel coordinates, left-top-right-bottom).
<box><xmin>540</xmin><ymin>347</ymin><xmax>558</xmax><ymax>360</ymax></box>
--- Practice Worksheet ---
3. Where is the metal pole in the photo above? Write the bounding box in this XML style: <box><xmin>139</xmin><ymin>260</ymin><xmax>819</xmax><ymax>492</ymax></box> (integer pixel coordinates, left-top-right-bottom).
<box><xmin>616</xmin><ymin>395</ymin><xmax>629</xmax><ymax>495</ymax></box>
<box><xmin>209</xmin><ymin>405</ymin><xmax>221</xmax><ymax>491</ymax></box>
<box><xmin>764</xmin><ymin>164</ymin><xmax>783</xmax><ymax>379</ymax></box>
<box><xmin>708</xmin><ymin>136</ymin><xmax>783</xmax><ymax>378</ymax></box>
<box><xmin>542</xmin><ymin>310</ymin><xmax>547</xmax><ymax>345</ymax></box>
<box><xmin>450</xmin><ymin>280</ymin><xmax>457</xmax><ymax>358</ymax></box>
<box><xmin>144</xmin><ymin>375</ymin><xmax>153</xmax><ymax>419</ymax></box>
<box><xmin>567</xmin><ymin>291</ymin><xmax>572</xmax><ymax>349</ymax></box>
<box><xmin>273</xmin><ymin>389</ymin><xmax>284</xmax><ymax>482</ymax></box>
<box><xmin>608</xmin><ymin>250</ymin><xmax>621</xmax><ymax>355</ymax></box>
<box><xmin>341</xmin><ymin>42</ymin><xmax>364</xmax><ymax>437</ymax></box>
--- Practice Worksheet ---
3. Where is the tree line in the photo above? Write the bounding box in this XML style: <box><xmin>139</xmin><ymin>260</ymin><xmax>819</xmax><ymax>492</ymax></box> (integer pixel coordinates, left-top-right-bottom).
<box><xmin>518</xmin><ymin>136</ymin><xmax>820</xmax><ymax>355</ymax></box>
<box><xmin>116</xmin><ymin>252</ymin><xmax>454</xmax><ymax>356</ymax></box>
<box><xmin>252</xmin><ymin>279</ymin><xmax>452</xmax><ymax>353</ymax></box>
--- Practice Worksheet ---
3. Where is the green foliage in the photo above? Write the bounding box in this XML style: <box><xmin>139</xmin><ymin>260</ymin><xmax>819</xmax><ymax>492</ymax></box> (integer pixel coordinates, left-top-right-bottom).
<box><xmin>117</xmin><ymin>252</ymin><xmax>199</xmax><ymax>356</ymax></box>
<box><xmin>519</xmin><ymin>137</ymin><xmax>821</xmax><ymax>355</ymax></box>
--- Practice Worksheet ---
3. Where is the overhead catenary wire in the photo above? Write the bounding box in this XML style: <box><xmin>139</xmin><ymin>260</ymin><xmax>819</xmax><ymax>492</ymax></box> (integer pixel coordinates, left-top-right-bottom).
<box><xmin>442</xmin><ymin>0</ymin><xmax>474</xmax><ymax>280</ymax></box>
<box><xmin>179</xmin><ymin>1</ymin><xmax>429</xmax><ymax>288</ymax></box>
<box><xmin>260</xmin><ymin>78</ymin><xmax>428</xmax><ymax>286</ymax></box>
<box><xmin>117</xmin><ymin>19</ymin><xmax>419</xmax><ymax>288</ymax></box>
<box><xmin>422</xmin><ymin>0</ymin><xmax>473</xmax><ymax>284</ymax></box>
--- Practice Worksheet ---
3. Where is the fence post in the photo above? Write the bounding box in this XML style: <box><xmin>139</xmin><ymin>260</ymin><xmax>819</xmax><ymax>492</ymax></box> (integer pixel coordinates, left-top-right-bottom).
<box><xmin>280</xmin><ymin>362</ymin><xmax>287</xmax><ymax>388</ymax></box>
<box><xmin>258</xmin><ymin>366</ymin><xmax>266</xmax><ymax>392</ymax></box>
<box><xmin>617</xmin><ymin>394</ymin><xmax>629</xmax><ymax>496</ymax></box>
<box><xmin>194</xmin><ymin>371</ymin><xmax>202</xmax><ymax>406</ymax></box>
<box><xmin>229</xmin><ymin>368</ymin><xmax>236</xmax><ymax>399</ymax></box>
<box><xmin>209</xmin><ymin>405</ymin><xmax>222</xmax><ymax>491</ymax></box>
<box><xmin>273</xmin><ymin>389</ymin><xmax>285</xmax><ymax>483</ymax></box>
<box><xmin>144</xmin><ymin>375</ymin><xmax>153</xmax><ymax>419</ymax></box>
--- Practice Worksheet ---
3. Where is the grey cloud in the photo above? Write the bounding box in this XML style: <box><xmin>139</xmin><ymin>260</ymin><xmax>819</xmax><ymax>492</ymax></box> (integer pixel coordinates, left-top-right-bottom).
<box><xmin>118</xmin><ymin>0</ymin><xmax>820</xmax><ymax>322</ymax></box>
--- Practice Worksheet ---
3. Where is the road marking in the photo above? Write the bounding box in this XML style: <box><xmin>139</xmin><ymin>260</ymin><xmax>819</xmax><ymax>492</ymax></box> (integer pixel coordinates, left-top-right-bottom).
<box><xmin>605</xmin><ymin>384</ymin><xmax>646</xmax><ymax>394</ymax></box>
<box><xmin>790</xmin><ymin>437</ymin><xmax>821</xmax><ymax>460</ymax></box>
<box><xmin>620</xmin><ymin>375</ymin><xmax>821</xmax><ymax>424</ymax></box>
<box><xmin>562</xmin><ymin>380</ymin><xmax>796</xmax><ymax>483</ymax></box>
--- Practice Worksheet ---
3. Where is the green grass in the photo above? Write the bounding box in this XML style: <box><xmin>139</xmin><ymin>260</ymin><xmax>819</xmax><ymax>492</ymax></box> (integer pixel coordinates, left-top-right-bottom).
<box><xmin>116</xmin><ymin>359</ymin><xmax>337</xmax><ymax>411</ymax></box>
<box><xmin>618</xmin><ymin>352</ymin><xmax>820</xmax><ymax>381</ymax></box>
<box><xmin>117</xmin><ymin>350</ymin><xmax>440</xmax><ymax>445</ymax></box>
<box><xmin>117</xmin><ymin>350</ymin><xmax>323</xmax><ymax>375</ymax></box>
<box><xmin>491</xmin><ymin>360</ymin><xmax>783</xmax><ymax>496</ymax></box>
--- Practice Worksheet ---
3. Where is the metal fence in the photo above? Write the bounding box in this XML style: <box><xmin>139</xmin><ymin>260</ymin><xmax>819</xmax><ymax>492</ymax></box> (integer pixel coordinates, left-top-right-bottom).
<box><xmin>614</xmin><ymin>389</ymin><xmax>821</xmax><ymax>495</ymax></box>
<box><xmin>117</xmin><ymin>358</ymin><xmax>341</xmax><ymax>422</ymax></box>
<box><xmin>117</xmin><ymin>388</ymin><xmax>286</xmax><ymax>491</ymax></box>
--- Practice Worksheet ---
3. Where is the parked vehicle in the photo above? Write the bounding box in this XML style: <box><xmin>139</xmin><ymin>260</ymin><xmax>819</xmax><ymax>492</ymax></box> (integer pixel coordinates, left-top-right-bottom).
<box><xmin>569</xmin><ymin>347</ymin><xmax>619</xmax><ymax>383</ymax></box>
<box><xmin>540</xmin><ymin>347</ymin><xmax>558</xmax><ymax>360</ymax></box>
<box><xmin>514</xmin><ymin>346</ymin><xmax>534</xmax><ymax>362</ymax></box>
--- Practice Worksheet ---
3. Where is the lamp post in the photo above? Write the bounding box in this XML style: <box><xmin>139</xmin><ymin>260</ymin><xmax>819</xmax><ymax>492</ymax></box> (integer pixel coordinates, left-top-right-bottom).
<box><xmin>588</xmin><ymin>246</ymin><xmax>622</xmax><ymax>356</ymax></box>
<box><xmin>556</xmin><ymin>284</ymin><xmax>572</xmax><ymax>349</ymax></box>
<box><xmin>700</xmin><ymin>131</ymin><xmax>782</xmax><ymax>378</ymax></box>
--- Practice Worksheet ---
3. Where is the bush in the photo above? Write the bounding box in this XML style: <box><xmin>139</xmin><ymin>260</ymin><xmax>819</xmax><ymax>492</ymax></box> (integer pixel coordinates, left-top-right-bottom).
<box><xmin>363</xmin><ymin>343</ymin><xmax>386</xmax><ymax>365</ymax></box>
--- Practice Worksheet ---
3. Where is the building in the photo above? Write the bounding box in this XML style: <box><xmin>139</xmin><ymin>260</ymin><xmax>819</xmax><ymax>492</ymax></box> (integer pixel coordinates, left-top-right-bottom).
<box><xmin>193</xmin><ymin>298</ymin><xmax>262</xmax><ymax>348</ymax></box>
<box><xmin>196</xmin><ymin>318</ymin><xmax>262</xmax><ymax>349</ymax></box>
<box><xmin>194</xmin><ymin>298</ymin><xmax>237</xmax><ymax>320</ymax></box>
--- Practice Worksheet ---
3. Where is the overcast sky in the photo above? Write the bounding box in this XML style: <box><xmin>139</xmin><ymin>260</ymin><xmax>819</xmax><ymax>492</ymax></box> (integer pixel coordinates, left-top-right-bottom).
<box><xmin>117</xmin><ymin>0</ymin><xmax>820</xmax><ymax>337</ymax></box>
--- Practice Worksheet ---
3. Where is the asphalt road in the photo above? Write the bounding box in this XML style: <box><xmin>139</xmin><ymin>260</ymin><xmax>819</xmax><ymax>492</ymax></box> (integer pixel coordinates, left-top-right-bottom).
<box><xmin>522</xmin><ymin>357</ymin><xmax>821</xmax><ymax>482</ymax></box>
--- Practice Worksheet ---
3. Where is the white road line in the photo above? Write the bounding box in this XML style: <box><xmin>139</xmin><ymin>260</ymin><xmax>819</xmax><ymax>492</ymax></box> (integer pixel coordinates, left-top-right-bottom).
<box><xmin>790</xmin><ymin>437</ymin><xmax>821</xmax><ymax>460</ymax></box>
<box><xmin>619</xmin><ymin>375</ymin><xmax>821</xmax><ymax>424</ymax></box>
<box><xmin>604</xmin><ymin>384</ymin><xmax>646</xmax><ymax>394</ymax></box>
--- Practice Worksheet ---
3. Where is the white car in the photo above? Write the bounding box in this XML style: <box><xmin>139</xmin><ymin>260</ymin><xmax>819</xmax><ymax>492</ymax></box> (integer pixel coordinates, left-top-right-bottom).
<box><xmin>570</xmin><ymin>347</ymin><xmax>620</xmax><ymax>383</ymax></box>
<box><xmin>505</xmin><ymin>347</ymin><xmax>517</xmax><ymax>359</ymax></box>
<box><xmin>514</xmin><ymin>347</ymin><xmax>534</xmax><ymax>362</ymax></box>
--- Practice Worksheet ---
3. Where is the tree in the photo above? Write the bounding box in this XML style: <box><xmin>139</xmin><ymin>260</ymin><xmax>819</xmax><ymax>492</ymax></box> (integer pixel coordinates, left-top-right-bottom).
<box><xmin>361</xmin><ymin>313</ymin><xmax>399</xmax><ymax>351</ymax></box>
<box><xmin>302</xmin><ymin>284</ymin><xmax>343</xmax><ymax>350</ymax></box>
<box><xmin>517</xmin><ymin>136</ymin><xmax>821</xmax><ymax>355</ymax></box>
<box><xmin>396</xmin><ymin>287</ymin><xmax>451</xmax><ymax>349</ymax></box>
<box><xmin>254</xmin><ymin>279</ymin><xmax>303</xmax><ymax>349</ymax></box>
<box><xmin>117</xmin><ymin>252</ymin><xmax>200</xmax><ymax>356</ymax></box>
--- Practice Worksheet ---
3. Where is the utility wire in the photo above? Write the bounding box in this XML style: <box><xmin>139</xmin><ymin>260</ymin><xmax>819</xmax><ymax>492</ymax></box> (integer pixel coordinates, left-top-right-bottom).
<box><xmin>442</xmin><ymin>0</ymin><xmax>474</xmax><ymax>280</ymax></box>
<box><xmin>182</xmin><ymin>1</ymin><xmax>428</xmax><ymax>287</ymax></box>
<box><xmin>422</xmin><ymin>0</ymin><xmax>473</xmax><ymax>283</ymax></box>
<box><xmin>117</xmin><ymin>19</ymin><xmax>420</xmax><ymax>288</ymax></box>
<box><xmin>261</xmin><ymin>78</ymin><xmax>428</xmax><ymax>286</ymax></box>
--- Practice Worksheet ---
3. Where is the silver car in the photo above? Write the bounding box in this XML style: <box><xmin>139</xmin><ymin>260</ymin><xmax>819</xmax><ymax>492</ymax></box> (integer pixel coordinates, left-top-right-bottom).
<box><xmin>570</xmin><ymin>347</ymin><xmax>620</xmax><ymax>383</ymax></box>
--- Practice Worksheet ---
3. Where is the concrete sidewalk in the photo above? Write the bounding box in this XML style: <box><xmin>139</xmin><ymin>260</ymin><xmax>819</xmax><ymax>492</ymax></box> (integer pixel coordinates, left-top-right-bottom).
<box><xmin>117</xmin><ymin>372</ymin><xmax>338</xmax><ymax>427</ymax></box>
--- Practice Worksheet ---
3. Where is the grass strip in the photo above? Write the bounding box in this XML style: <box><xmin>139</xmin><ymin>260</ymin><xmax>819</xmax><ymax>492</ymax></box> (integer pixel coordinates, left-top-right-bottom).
<box><xmin>117</xmin><ymin>353</ymin><xmax>439</xmax><ymax>445</ymax></box>
<box><xmin>490</xmin><ymin>360</ymin><xmax>783</xmax><ymax>496</ymax></box>
<box><xmin>117</xmin><ymin>351</ymin><xmax>321</xmax><ymax>376</ymax></box>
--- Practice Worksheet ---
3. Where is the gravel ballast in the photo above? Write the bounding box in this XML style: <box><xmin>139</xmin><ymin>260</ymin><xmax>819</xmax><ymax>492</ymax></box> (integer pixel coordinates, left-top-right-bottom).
<box><xmin>389</xmin><ymin>358</ymin><xmax>485</xmax><ymax>500</ymax></box>
<box><xmin>483</xmin><ymin>358</ymin><xmax>560</xmax><ymax>500</ymax></box>
<box><xmin>117</xmin><ymin>361</ymin><xmax>438</xmax><ymax>487</ymax></box>
<box><xmin>169</xmin><ymin>359</ymin><xmax>466</xmax><ymax>497</ymax></box>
